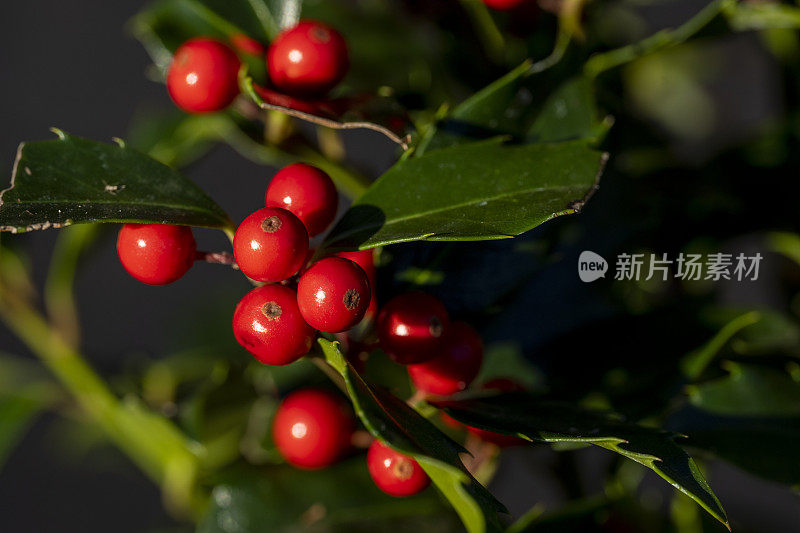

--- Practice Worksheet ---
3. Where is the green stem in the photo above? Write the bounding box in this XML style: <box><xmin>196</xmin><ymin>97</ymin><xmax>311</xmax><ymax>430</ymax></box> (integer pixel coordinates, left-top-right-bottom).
<box><xmin>44</xmin><ymin>224</ymin><xmax>100</xmax><ymax>347</ymax></box>
<box><xmin>0</xmin><ymin>291</ymin><xmax>204</xmax><ymax>519</ymax></box>
<box><xmin>458</xmin><ymin>0</ymin><xmax>506</xmax><ymax>63</ymax></box>
<box><xmin>583</xmin><ymin>0</ymin><xmax>734</xmax><ymax>79</ymax></box>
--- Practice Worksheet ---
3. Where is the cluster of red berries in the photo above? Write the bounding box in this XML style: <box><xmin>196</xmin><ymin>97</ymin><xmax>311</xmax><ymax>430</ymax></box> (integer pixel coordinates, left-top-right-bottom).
<box><xmin>166</xmin><ymin>20</ymin><xmax>348</xmax><ymax>114</ymax></box>
<box><xmin>229</xmin><ymin>162</ymin><xmax>375</xmax><ymax>365</ymax></box>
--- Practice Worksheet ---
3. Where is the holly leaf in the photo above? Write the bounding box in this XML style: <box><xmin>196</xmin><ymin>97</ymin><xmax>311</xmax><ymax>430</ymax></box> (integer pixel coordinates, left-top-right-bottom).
<box><xmin>433</xmin><ymin>394</ymin><xmax>729</xmax><ymax>529</ymax></box>
<box><xmin>318</xmin><ymin>339</ymin><xmax>506</xmax><ymax>533</ymax></box>
<box><xmin>322</xmin><ymin>138</ymin><xmax>605</xmax><ymax>250</ymax></box>
<box><xmin>0</xmin><ymin>131</ymin><xmax>233</xmax><ymax>233</ymax></box>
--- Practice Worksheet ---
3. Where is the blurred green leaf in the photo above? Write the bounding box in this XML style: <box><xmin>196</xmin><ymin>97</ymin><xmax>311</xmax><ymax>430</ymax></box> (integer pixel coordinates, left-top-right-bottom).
<box><xmin>688</xmin><ymin>362</ymin><xmax>800</xmax><ymax>417</ymax></box>
<box><xmin>699</xmin><ymin>307</ymin><xmax>800</xmax><ymax>358</ymax></box>
<box><xmin>319</xmin><ymin>339</ymin><xmax>506</xmax><ymax>533</ymax></box>
<box><xmin>434</xmin><ymin>394</ymin><xmax>728</xmax><ymax>528</ymax></box>
<box><xmin>323</xmin><ymin>138</ymin><xmax>605</xmax><ymax>250</ymax></box>
<box><xmin>527</xmin><ymin>77</ymin><xmax>610</xmax><ymax>144</ymax></box>
<box><xmin>723</xmin><ymin>1</ymin><xmax>800</xmax><ymax>31</ymax></box>
<box><xmin>681</xmin><ymin>311</ymin><xmax>762</xmax><ymax>380</ymax></box>
<box><xmin>198</xmin><ymin>460</ymin><xmax>451</xmax><ymax>532</ymax></box>
<box><xmin>670</xmin><ymin>408</ymin><xmax>800</xmax><ymax>486</ymax></box>
<box><xmin>0</xmin><ymin>132</ymin><xmax>233</xmax><ymax>233</ymax></box>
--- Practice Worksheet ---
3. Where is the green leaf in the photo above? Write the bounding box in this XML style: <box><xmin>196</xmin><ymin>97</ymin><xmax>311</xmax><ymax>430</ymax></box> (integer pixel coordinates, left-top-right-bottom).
<box><xmin>434</xmin><ymin>394</ymin><xmax>728</xmax><ymax>529</ymax></box>
<box><xmin>323</xmin><ymin>138</ymin><xmax>605</xmax><ymax>250</ymax></box>
<box><xmin>527</xmin><ymin>77</ymin><xmax>610</xmax><ymax>144</ymax></box>
<box><xmin>198</xmin><ymin>461</ymin><xmax>452</xmax><ymax>533</ymax></box>
<box><xmin>669</xmin><ymin>409</ymin><xmax>800</xmax><ymax>486</ymax></box>
<box><xmin>687</xmin><ymin>362</ymin><xmax>800</xmax><ymax>417</ymax></box>
<box><xmin>318</xmin><ymin>339</ymin><xmax>506</xmax><ymax>533</ymax></box>
<box><xmin>0</xmin><ymin>131</ymin><xmax>233</xmax><ymax>233</ymax></box>
<box><xmin>722</xmin><ymin>1</ymin><xmax>800</xmax><ymax>31</ymax></box>
<box><xmin>419</xmin><ymin>59</ymin><xmax>608</xmax><ymax>155</ymax></box>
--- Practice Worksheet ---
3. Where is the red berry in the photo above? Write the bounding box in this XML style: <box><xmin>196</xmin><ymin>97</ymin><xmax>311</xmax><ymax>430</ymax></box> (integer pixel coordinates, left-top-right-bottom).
<box><xmin>273</xmin><ymin>389</ymin><xmax>354</xmax><ymax>469</ymax></box>
<box><xmin>297</xmin><ymin>257</ymin><xmax>371</xmax><ymax>332</ymax></box>
<box><xmin>116</xmin><ymin>224</ymin><xmax>196</xmax><ymax>285</ymax></box>
<box><xmin>336</xmin><ymin>250</ymin><xmax>378</xmax><ymax>319</ymax></box>
<box><xmin>482</xmin><ymin>0</ymin><xmax>527</xmax><ymax>10</ymax></box>
<box><xmin>367</xmin><ymin>440</ymin><xmax>429</xmax><ymax>497</ymax></box>
<box><xmin>267</xmin><ymin>20</ymin><xmax>349</xmax><ymax>96</ymax></box>
<box><xmin>167</xmin><ymin>38</ymin><xmax>241</xmax><ymax>113</ymax></box>
<box><xmin>408</xmin><ymin>322</ymin><xmax>483</xmax><ymax>396</ymax></box>
<box><xmin>232</xmin><ymin>284</ymin><xmax>315</xmax><ymax>365</ymax></box>
<box><xmin>377</xmin><ymin>292</ymin><xmax>450</xmax><ymax>364</ymax></box>
<box><xmin>233</xmin><ymin>207</ymin><xmax>309</xmax><ymax>282</ymax></box>
<box><xmin>265</xmin><ymin>163</ymin><xmax>338</xmax><ymax>236</ymax></box>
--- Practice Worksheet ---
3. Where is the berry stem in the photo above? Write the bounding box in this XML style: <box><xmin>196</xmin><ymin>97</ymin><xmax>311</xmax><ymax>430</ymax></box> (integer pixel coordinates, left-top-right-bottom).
<box><xmin>44</xmin><ymin>223</ymin><xmax>100</xmax><ymax>348</ymax></box>
<box><xmin>195</xmin><ymin>250</ymin><xmax>239</xmax><ymax>269</ymax></box>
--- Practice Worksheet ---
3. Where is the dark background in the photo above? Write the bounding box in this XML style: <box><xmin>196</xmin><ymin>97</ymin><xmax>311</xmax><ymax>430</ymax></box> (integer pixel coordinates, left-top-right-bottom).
<box><xmin>1</xmin><ymin>1</ymin><xmax>800</xmax><ymax>532</ymax></box>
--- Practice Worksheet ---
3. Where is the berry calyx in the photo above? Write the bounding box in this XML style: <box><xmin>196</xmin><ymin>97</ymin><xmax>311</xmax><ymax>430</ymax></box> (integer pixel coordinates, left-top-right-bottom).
<box><xmin>273</xmin><ymin>389</ymin><xmax>355</xmax><ymax>469</ymax></box>
<box><xmin>233</xmin><ymin>207</ymin><xmax>309</xmax><ymax>282</ymax></box>
<box><xmin>116</xmin><ymin>223</ymin><xmax>196</xmax><ymax>285</ymax></box>
<box><xmin>367</xmin><ymin>440</ymin><xmax>430</xmax><ymax>497</ymax></box>
<box><xmin>166</xmin><ymin>38</ymin><xmax>241</xmax><ymax>113</ymax></box>
<box><xmin>408</xmin><ymin>322</ymin><xmax>484</xmax><ymax>396</ymax></box>
<box><xmin>267</xmin><ymin>20</ymin><xmax>349</xmax><ymax>96</ymax></box>
<box><xmin>482</xmin><ymin>0</ymin><xmax>528</xmax><ymax>10</ymax></box>
<box><xmin>232</xmin><ymin>284</ymin><xmax>315</xmax><ymax>365</ymax></box>
<box><xmin>377</xmin><ymin>292</ymin><xmax>450</xmax><ymax>364</ymax></box>
<box><xmin>265</xmin><ymin>163</ymin><xmax>338</xmax><ymax>236</ymax></box>
<box><xmin>297</xmin><ymin>257</ymin><xmax>371</xmax><ymax>332</ymax></box>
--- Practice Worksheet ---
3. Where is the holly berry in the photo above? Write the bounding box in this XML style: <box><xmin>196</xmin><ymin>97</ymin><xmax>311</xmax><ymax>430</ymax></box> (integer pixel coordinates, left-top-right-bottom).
<box><xmin>166</xmin><ymin>38</ymin><xmax>241</xmax><ymax>113</ymax></box>
<box><xmin>232</xmin><ymin>284</ymin><xmax>315</xmax><ymax>365</ymax></box>
<box><xmin>116</xmin><ymin>223</ymin><xmax>196</xmax><ymax>285</ymax></box>
<box><xmin>272</xmin><ymin>389</ymin><xmax>355</xmax><ymax>469</ymax></box>
<box><xmin>233</xmin><ymin>207</ymin><xmax>309</xmax><ymax>282</ymax></box>
<box><xmin>336</xmin><ymin>250</ymin><xmax>378</xmax><ymax>319</ymax></box>
<box><xmin>482</xmin><ymin>0</ymin><xmax>528</xmax><ymax>10</ymax></box>
<box><xmin>408</xmin><ymin>322</ymin><xmax>483</xmax><ymax>396</ymax></box>
<box><xmin>297</xmin><ymin>257</ymin><xmax>371</xmax><ymax>332</ymax></box>
<box><xmin>265</xmin><ymin>163</ymin><xmax>338</xmax><ymax>236</ymax></box>
<box><xmin>367</xmin><ymin>440</ymin><xmax>430</xmax><ymax>497</ymax></box>
<box><xmin>267</xmin><ymin>20</ymin><xmax>349</xmax><ymax>96</ymax></box>
<box><xmin>377</xmin><ymin>292</ymin><xmax>450</xmax><ymax>364</ymax></box>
